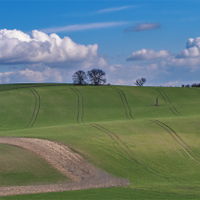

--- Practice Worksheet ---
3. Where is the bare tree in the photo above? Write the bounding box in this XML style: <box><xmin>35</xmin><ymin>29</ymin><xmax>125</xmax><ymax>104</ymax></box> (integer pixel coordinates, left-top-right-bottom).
<box><xmin>72</xmin><ymin>70</ymin><xmax>87</xmax><ymax>85</ymax></box>
<box><xmin>87</xmin><ymin>69</ymin><xmax>106</xmax><ymax>85</ymax></box>
<box><xmin>134</xmin><ymin>77</ymin><xmax>146</xmax><ymax>86</ymax></box>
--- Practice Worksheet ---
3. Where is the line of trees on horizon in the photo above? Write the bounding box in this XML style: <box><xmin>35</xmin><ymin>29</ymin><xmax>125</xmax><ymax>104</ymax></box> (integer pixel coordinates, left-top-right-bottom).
<box><xmin>181</xmin><ymin>83</ymin><xmax>200</xmax><ymax>87</ymax></box>
<box><xmin>72</xmin><ymin>69</ymin><xmax>147</xmax><ymax>86</ymax></box>
<box><xmin>72</xmin><ymin>69</ymin><xmax>106</xmax><ymax>85</ymax></box>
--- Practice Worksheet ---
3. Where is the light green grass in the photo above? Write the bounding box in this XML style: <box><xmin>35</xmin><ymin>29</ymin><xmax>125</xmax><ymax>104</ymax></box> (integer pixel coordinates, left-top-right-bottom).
<box><xmin>0</xmin><ymin>84</ymin><xmax>200</xmax><ymax>199</ymax></box>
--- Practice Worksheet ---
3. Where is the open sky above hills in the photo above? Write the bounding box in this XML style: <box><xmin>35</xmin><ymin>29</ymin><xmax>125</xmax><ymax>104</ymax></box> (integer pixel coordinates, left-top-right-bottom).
<box><xmin>0</xmin><ymin>0</ymin><xmax>200</xmax><ymax>86</ymax></box>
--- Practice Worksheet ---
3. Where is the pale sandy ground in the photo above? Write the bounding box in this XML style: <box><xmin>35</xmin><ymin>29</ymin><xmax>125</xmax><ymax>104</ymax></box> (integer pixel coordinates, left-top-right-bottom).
<box><xmin>0</xmin><ymin>137</ymin><xmax>129</xmax><ymax>197</ymax></box>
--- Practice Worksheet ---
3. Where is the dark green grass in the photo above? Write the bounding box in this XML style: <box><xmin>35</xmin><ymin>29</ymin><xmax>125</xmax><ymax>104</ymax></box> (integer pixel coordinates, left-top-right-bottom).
<box><xmin>1</xmin><ymin>187</ymin><xmax>200</xmax><ymax>200</ymax></box>
<box><xmin>0</xmin><ymin>144</ymin><xmax>68</xmax><ymax>186</ymax></box>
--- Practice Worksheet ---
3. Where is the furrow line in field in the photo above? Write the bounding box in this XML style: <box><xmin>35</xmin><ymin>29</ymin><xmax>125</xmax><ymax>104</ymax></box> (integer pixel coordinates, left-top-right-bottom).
<box><xmin>153</xmin><ymin>120</ymin><xmax>200</xmax><ymax>160</ymax></box>
<box><xmin>169</xmin><ymin>107</ymin><xmax>179</xmax><ymax>116</ymax></box>
<box><xmin>89</xmin><ymin>124</ymin><xmax>136</xmax><ymax>163</ymax></box>
<box><xmin>118</xmin><ymin>89</ymin><xmax>134</xmax><ymax>119</ymax></box>
<box><xmin>155</xmin><ymin>88</ymin><xmax>167</xmax><ymax>103</ymax></box>
<box><xmin>151</xmin><ymin>120</ymin><xmax>200</xmax><ymax>164</ymax></box>
<box><xmin>70</xmin><ymin>87</ymin><xmax>80</xmax><ymax>124</ymax></box>
<box><xmin>194</xmin><ymin>88</ymin><xmax>200</xmax><ymax>93</ymax></box>
<box><xmin>27</xmin><ymin>89</ymin><xmax>38</xmax><ymax>128</ymax></box>
<box><xmin>160</xmin><ymin>89</ymin><xmax>182</xmax><ymax>116</ymax></box>
<box><xmin>155</xmin><ymin>88</ymin><xmax>182</xmax><ymax>116</ymax></box>
<box><xmin>93</xmin><ymin>123</ymin><xmax>135</xmax><ymax>156</ymax></box>
<box><xmin>111</xmin><ymin>87</ymin><xmax>128</xmax><ymax>119</ymax></box>
<box><xmin>90</xmin><ymin>123</ymin><xmax>176</xmax><ymax>184</ymax></box>
<box><xmin>73</xmin><ymin>87</ymin><xmax>84</xmax><ymax>123</ymax></box>
<box><xmin>30</xmin><ymin>88</ymin><xmax>40</xmax><ymax>127</ymax></box>
<box><xmin>111</xmin><ymin>87</ymin><xmax>134</xmax><ymax>119</ymax></box>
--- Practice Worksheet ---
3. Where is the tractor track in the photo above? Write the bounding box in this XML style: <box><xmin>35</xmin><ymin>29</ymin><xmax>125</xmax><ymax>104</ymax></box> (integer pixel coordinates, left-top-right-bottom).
<box><xmin>90</xmin><ymin>123</ymin><xmax>176</xmax><ymax>184</ymax></box>
<box><xmin>111</xmin><ymin>86</ymin><xmax>134</xmax><ymax>119</ymax></box>
<box><xmin>155</xmin><ymin>88</ymin><xmax>182</xmax><ymax>116</ymax></box>
<box><xmin>29</xmin><ymin>88</ymin><xmax>40</xmax><ymax>127</ymax></box>
<box><xmin>70</xmin><ymin>87</ymin><xmax>84</xmax><ymax>124</ymax></box>
<box><xmin>27</xmin><ymin>89</ymin><xmax>38</xmax><ymax>128</ymax></box>
<box><xmin>70</xmin><ymin>87</ymin><xmax>80</xmax><ymax>124</ymax></box>
<box><xmin>73</xmin><ymin>87</ymin><xmax>84</xmax><ymax>123</ymax></box>
<box><xmin>151</xmin><ymin>120</ymin><xmax>200</xmax><ymax>164</ymax></box>
<box><xmin>194</xmin><ymin>88</ymin><xmax>200</xmax><ymax>94</ymax></box>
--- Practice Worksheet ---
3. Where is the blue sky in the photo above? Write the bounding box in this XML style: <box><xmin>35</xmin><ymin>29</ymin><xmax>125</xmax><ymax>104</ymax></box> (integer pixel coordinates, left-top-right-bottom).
<box><xmin>0</xmin><ymin>0</ymin><xmax>200</xmax><ymax>86</ymax></box>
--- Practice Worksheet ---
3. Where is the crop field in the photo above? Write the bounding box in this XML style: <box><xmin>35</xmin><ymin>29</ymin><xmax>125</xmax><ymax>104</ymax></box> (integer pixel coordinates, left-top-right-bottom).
<box><xmin>0</xmin><ymin>84</ymin><xmax>200</xmax><ymax>199</ymax></box>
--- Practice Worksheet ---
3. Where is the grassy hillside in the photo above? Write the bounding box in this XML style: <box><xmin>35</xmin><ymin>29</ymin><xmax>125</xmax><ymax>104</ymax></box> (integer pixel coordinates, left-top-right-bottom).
<box><xmin>0</xmin><ymin>144</ymin><xmax>68</xmax><ymax>186</ymax></box>
<box><xmin>0</xmin><ymin>84</ymin><xmax>200</xmax><ymax>199</ymax></box>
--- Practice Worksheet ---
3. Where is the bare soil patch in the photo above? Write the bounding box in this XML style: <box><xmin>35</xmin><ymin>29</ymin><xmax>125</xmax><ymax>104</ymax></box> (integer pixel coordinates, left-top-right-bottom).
<box><xmin>0</xmin><ymin>137</ymin><xmax>129</xmax><ymax>196</ymax></box>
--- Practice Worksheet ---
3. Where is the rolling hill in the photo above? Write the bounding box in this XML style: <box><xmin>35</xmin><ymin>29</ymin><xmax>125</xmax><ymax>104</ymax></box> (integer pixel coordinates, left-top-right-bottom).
<box><xmin>0</xmin><ymin>84</ymin><xmax>200</xmax><ymax>199</ymax></box>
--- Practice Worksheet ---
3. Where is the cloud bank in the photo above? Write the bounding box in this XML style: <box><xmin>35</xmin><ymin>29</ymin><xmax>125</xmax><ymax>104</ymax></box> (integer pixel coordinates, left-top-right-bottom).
<box><xmin>0</xmin><ymin>29</ymin><xmax>103</xmax><ymax>65</ymax></box>
<box><xmin>124</xmin><ymin>22</ymin><xmax>160</xmax><ymax>32</ymax></box>
<box><xmin>0</xmin><ymin>67</ymin><xmax>62</xmax><ymax>84</ymax></box>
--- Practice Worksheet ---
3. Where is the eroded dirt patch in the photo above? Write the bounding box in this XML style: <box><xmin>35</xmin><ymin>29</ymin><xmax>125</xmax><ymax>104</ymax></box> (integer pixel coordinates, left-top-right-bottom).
<box><xmin>0</xmin><ymin>137</ymin><xmax>129</xmax><ymax>196</ymax></box>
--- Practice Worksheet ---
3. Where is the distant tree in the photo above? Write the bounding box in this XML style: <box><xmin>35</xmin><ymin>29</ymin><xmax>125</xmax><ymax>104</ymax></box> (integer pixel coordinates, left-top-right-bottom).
<box><xmin>185</xmin><ymin>84</ymin><xmax>190</xmax><ymax>87</ymax></box>
<box><xmin>191</xmin><ymin>83</ymin><xmax>197</xmax><ymax>87</ymax></box>
<box><xmin>72</xmin><ymin>70</ymin><xmax>87</xmax><ymax>85</ymax></box>
<box><xmin>134</xmin><ymin>77</ymin><xmax>146</xmax><ymax>86</ymax></box>
<box><xmin>181</xmin><ymin>84</ymin><xmax>185</xmax><ymax>87</ymax></box>
<box><xmin>87</xmin><ymin>69</ymin><xmax>106</xmax><ymax>85</ymax></box>
<box><xmin>191</xmin><ymin>83</ymin><xmax>200</xmax><ymax>87</ymax></box>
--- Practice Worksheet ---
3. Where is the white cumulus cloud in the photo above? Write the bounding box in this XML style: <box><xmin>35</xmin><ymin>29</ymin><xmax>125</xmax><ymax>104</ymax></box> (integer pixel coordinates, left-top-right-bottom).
<box><xmin>0</xmin><ymin>29</ymin><xmax>105</xmax><ymax>65</ymax></box>
<box><xmin>127</xmin><ymin>49</ymin><xmax>170</xmax><ymax>61</ymax></box>
<box><xmin>177</xmin><ymin>37</ymin><xmax>200</xmax><ymax>58</ymax></box>
<box><xmin>0</xmin><ymin>67</ymin><xmax>62</xmax><ymax>84</ymax></box>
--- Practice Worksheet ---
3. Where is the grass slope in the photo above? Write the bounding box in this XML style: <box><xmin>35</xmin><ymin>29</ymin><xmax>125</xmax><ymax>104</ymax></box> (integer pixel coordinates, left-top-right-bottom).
<box><xmin>0</xmin><ymin>84</ymin><xmax>200</xmax><ymax>199</ymax></box>
<box><xmin>0</xmin><ymin>144</ymin><xmax>68</xmax><ymax>186</ymax></box>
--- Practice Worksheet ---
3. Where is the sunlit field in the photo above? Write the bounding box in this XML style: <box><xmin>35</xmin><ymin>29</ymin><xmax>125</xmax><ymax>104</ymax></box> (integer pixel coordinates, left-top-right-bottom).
<box><xmin>0</xmin><ymin>84</ymin><xmax>200</xmax><ymax>199</ymax></box>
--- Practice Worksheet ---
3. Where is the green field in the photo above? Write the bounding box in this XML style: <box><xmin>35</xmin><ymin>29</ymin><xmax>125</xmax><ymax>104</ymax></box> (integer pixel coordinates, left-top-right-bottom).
<box><xmin>0</xmin><ymin>84</ymin><xmax>200</xmax><ymax>199</ymax></box>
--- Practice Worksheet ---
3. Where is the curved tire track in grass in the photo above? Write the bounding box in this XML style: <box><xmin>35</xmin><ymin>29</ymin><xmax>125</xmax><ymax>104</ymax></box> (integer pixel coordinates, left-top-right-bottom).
<box><xmin>70</xmin><ymin>87</ymin><xmax>80</xmax><ymax>124</ymax></box>
<box><xmin>73</xmin><ymin>87</ymin><xmax>84</xmax><ymax>123</ymax></box>
<box><xmin>111</xmin><ymin>86</ymin><xmax>134</xmax><ymax>119</ymax></box>
<box><xmin>70</xmin><ymin>87</ymin><xmax>84</xmax><ymax>124</ymax></box>
<box><xmin>151</xmin><ymin>120</ymin><xmax>200</xmax><ymax>164</ymax></box>
<box><xmin>0</xmin><ymin>137</ymin><xmax>129</xmax><ymax>197</ymax></box>
<box><xmin>29</xmin><ymin>88</ymin><xmax>40</xmax><ymax>128</ymax></box>
<box><xmin>155</xmin><ymin>88</ymin><xmax>182</xmax><ymax>116</ymax></box>
<box><xmin>90</xmin><ymin>123</ymin><xmax>176</xmax><ymax>184</ymax></box>
<box><xmin>27</xmin><ymin>89</ymin><xmax>38</xmax><ymax>128</ymax></box>
<box><xmin>194</xmin><ymin>88</ymin><xmax>200</xmax><ymax>94</ymax></box>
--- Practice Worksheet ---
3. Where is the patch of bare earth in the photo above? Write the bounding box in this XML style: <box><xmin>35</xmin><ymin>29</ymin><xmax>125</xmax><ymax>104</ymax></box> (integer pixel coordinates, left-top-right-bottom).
<box><xmin>0</xmin><ymin>137</ymin><xmax>129</xmax><ymax>197</ymax></box>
